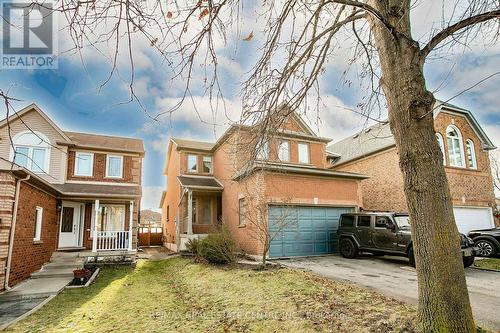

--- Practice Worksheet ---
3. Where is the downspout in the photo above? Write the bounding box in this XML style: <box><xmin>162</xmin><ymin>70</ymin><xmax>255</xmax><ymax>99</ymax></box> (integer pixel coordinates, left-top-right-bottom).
<box><xmin>4</xmin><ymin>174</ymin><xmax>30</xmax><ymax>290</ymax></box>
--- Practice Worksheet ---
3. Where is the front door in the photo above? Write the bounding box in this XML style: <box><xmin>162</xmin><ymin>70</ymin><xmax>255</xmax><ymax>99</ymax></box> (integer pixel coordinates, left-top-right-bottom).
<box><xmin>58</xmin><ymin>202</ymin><xmax>83</xmax><ymax>248</ymax></box>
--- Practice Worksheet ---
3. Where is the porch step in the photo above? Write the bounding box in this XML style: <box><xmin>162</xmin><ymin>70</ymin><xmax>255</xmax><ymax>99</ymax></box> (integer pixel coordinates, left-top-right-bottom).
<box><xmin>43</xmin><ymin>262</ymin><xmax>84</xmax><ymax>270</ymax></box>
<box><xmin>31</xmin><ymin>268</ymin><xmax>75</xmax><ymax>279</ymax></box>
<box><xmin>51</xmin><ymin>251</ymin><xmax>81</xmax><ymax>259</ymax></box>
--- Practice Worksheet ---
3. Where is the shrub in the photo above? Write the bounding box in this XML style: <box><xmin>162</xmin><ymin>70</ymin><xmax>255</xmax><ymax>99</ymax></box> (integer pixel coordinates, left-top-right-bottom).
<box><xmin>199</xmin><ymin>229</ymin><xmax>235</xmax><ymax>264</ymax></box>
<box><xmin>185</xmin><ymin>238</ymin><xmax>201</xmax><ymax>255</ymax></box>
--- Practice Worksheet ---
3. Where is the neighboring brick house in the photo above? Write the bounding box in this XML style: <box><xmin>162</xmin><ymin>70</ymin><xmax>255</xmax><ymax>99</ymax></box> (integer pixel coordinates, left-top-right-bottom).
<box><xmin>160</xmin><ymin>110</ymin><xmax>367</xmax><ymax>257</ymax></box>
<box><xmin>0</xmin><ymin>104</ymin><xmax>144</xmax><ymax>290</ymax></box>
<box><xmin>328</xmin><ymin>102</ymin><xmax>497</xmax><ymax>233</ymax></box>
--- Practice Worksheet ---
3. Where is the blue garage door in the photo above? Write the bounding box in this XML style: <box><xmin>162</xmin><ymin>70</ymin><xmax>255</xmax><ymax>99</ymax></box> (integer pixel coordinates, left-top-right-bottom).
<box><xmin>268</xmin><ymin>206</ymin><xmax>354</xmax><ymax>258</ymax></box>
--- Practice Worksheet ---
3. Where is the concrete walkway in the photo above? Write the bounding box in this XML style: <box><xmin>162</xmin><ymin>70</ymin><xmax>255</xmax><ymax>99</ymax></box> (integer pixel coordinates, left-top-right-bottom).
<box><xmin>0</xmin><ymin>252</ymin><xmax>83</xmax><ymax>330</ymax></box>
<box><xmin>274</xmin><ymin>254</ymin><xmax>500</xmax><ymax>331</ymax></box>
<box><xmin>137</xmin><ymin>247</ymin><xmax>176</xmax><ymax>261</ymax></box>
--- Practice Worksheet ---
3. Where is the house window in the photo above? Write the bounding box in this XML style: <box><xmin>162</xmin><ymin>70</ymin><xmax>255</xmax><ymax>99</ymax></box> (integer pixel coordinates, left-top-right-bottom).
<box><xmin>446</xmin><ymin>125</ymin><xmax>465</xmax><ymax>167</ymax></box>
<box><xmin>188</xmin><ymin>154</ymin><xmax>198</xmax><ymax>172</ymax></box>
<box><xmin>239</xmin><ymin>198</ymin><xmax>246</xmax><ymax>226</ymax></box>
<box><xmin>278</xmin><ymin>140</ymin><xmax>290</xmax><ymax>162</ymax></box>
<box><xmin>203</xmin><ymin>156</ymin><xmax>212</xmax><ymax>173</ymax></box>
<box><xmin>466</xmin><ymin>139</ymin><xmax>477</xmax><ymax>169</ymax></box>
<box><xmin>34</xmin><ymin>207</ymin><xmax>43</xmax><ymax>241</ymax></box>
<box><xmin>106</xmin><ymin>155</ymin><xmax>123</xmax><ymax>178</ymax></box>
<box><xmin>11</xmin><ymin>131</ymin><xmax>50</xmax><ymax>173</ymax></box>
<box><xmin>298</xmin><ymin>142</ymin><xmax>310</xmax><ymax>164</ymax></box>
<box><xmin>166</xmin><ymin>205</ymin><xmax>170</xmax><ymax>222</ymax></box>
<box><xmin>256</xmin><ymin>139</ymin><xmax>269</xmax><ymax>160</ymax></box>
<box><xmin>436</xmin><ymin>133</ymin><xmax>446</xmax><ymax>165</ymax></box>
<box><xmin>74</xmin><ymin>152</ymin><xmax>94</xmax><ymax>176</ymax></box>
<box><xmin>92</xmin><ymin>204</ymin><xmax>126</xmax><ymax>231</ymax></box>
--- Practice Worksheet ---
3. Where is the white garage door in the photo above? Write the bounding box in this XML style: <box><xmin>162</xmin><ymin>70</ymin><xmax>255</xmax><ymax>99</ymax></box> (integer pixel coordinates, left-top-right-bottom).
<box><xmin>453</xmin><ymin>207</ymin><xmax>494</xmax><ymax>234</ymax></box>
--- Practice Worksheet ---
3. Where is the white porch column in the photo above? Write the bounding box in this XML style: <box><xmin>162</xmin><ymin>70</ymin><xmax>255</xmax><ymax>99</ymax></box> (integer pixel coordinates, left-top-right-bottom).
<box><xmin>187</xmin><ymin>190</ymin><xmax>193</xmax><ymax>235</ymax></box>
<box><xmin>92</xmin><ymin>199</ymin><xmax>99</xmax><ymax>252</ymax></box>
<box><xmin>128</xmin><ymin>200</ymin><xmax>134</xmax><ymax>251</ymax></box>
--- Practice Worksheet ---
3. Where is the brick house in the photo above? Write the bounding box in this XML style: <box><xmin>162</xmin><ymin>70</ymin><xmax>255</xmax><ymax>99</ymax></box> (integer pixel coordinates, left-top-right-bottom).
<box><xmin>328</xmin><ymin>102</ymin><xmax>497</xmax><ymax>233</ymax></box>
<box><xmin>0</xmin><ymin>104</ymin><xmax>144</xmax><ymax>290</ymax></box>
<box><xmin>159</xmin><ymin>110</ymin><xmax>367</xmax><ymax>257</ymax></box>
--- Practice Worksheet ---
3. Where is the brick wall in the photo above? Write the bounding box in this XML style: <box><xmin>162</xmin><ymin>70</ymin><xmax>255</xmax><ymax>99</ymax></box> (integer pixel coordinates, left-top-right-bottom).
<box><xmin>9</xmin><ymin>182</ymin><xmax>59</xmax><ymax>287</ymax></box>
<box><xmin>336</xmin><ymin>112</ymin><xmax>496</xmax><ymax>212</ymax></box>
<box><xmin>66</xmin><ymin>150</ymin><xmax>141</xmax><ymax>184</ymax></box>
<box><xmin>0</xmin><ymin>172</ymin><xmax>16</xmax><ymax>290</ymax></box>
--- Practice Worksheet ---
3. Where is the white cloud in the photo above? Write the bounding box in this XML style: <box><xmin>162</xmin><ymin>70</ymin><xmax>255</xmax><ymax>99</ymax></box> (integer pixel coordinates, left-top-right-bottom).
<box><xmin>141</xmin><ymin>186</ymin><xmax>164</xmax><ymax>212</ymax></box>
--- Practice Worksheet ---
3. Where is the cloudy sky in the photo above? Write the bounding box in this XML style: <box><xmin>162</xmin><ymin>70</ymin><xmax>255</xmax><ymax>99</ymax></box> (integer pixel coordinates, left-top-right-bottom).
<box><xmin>1</xmin><ymin>1</ymin><xmax>499</xmax><ymax>211</ymax></box>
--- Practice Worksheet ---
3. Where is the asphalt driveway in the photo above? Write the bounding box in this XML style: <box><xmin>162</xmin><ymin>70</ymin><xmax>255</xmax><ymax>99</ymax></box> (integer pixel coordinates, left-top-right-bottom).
<box><xmin>274</xmin><ymin>255</ymin><xmax>500</xmax><ymax>331</ymax></box>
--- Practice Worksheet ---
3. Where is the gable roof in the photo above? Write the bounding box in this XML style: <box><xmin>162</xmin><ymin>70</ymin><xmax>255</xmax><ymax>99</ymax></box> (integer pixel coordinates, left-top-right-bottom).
<box><xmin>328</xmin><ymin>101</ymin><xmax>496</xmax><ymax>167</ymax></box>
<box><xmin>328</xmin><ymin>121</ymin><xmax>395</xmax><ymax>166</ymax></box>
<box><xmin>0</xmin><ymin>103</ymin><xmax>72</xmax><ymax>143</ymax></box>
<box><xmin>171</xmin><ymin>138</ymin><xmax>214</xmax><ymax>151</ymax></box>
<box><xmin>0</xmin><ymin>103</ymin><xmax>145</xmax><ymax>156</ymax></box>
<box><xmin>63</xmin><ymin>131</ymin><xmax>145</xmax><ymax>155</ymax></box>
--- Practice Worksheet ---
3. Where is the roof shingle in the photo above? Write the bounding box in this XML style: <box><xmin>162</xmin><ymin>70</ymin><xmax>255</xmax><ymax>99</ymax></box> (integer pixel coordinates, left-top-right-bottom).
<box><xmin>177</xmin><ymin>175</ymin><xmax>223</xmax><ymax>189</ymax></box>
<box><xmin>64</xmin><ymin>131</ymin><xmax>145</xmax><ymax>155</ymax></box>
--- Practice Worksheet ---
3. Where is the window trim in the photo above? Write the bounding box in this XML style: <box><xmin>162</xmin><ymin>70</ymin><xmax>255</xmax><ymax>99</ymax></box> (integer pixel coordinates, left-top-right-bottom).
<box><xmin>105</xmin><ymin>154</ymin><xmax>124</xmax><ymax>178</ymax></box>
<box><xmin>446</xmin><ymin>125</ymin><xmax>465</xmax><ymax>168</ymax></box>
<box><xmin>202</xmin><ymin>155</ymin><xmax>213</xmax><ymax>173</ymax></box>
<box><xmin>10</xmin><ymin>131</ymin><xmax>51</xmax><ymax>174</ymax></box>
<box><xmin>238</xmin><ymin>198</ymin><xmax>246</xmax><ymax>227</ymax></box>
<box><xmin>74</xmin><ymin>152</ymin><xmax>94</xmax><ymax>177</ymax></box>
<box><xmin>436</xmin><ymin>133</ymin><xmax>446</xmax><ymax>165</ymax></box>
<box><xmin>465</xmin><ymin>139</ymin><xmax>477</xmax><ymax>169</ymax></box>
<box><xmin>34</xmin><ymin>206</ymin><xmax>43</xmax><ymax>241</ymax></box>
<box><xmin>187</xmin><ymin>154</ymin><xmax>198</xmax><ymax>173</ymax></box>
<box><xmin>298</xmin><ymin>142</ymin><xmax>310</xmax><ymax>164</ymax></box>
<box><xmin>278</xmin><ymin>140</ymin><xmax>290</xmax><ymax>162</ymax></box>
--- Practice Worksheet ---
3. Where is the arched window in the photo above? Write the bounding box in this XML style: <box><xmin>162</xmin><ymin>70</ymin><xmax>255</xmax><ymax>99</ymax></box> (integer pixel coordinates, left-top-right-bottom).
<box><xmin>10</xmin><ymin>131</ymin><xmax>50</xmax><ymax>173</ymax></box>
<box><xmin>446</xmin><ymin>125</ymin><xmax>465</xmax><ymax>168</ymax></box>
<box><xmin>465</xmin><ymin>139</ymin><xmax>477</xmax><ymax>169</ymax></box>
<box><xmin>436</xmin><ymin>133</ymin><xmax>446</xmax><ymax>165</ymax></box>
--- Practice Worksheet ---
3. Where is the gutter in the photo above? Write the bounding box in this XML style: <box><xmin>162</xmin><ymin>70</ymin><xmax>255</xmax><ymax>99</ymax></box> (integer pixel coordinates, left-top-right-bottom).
<box><xmin>4</xmin><ymin>174</ymin><xmax>30</xmax><ymax>290</ymax></box>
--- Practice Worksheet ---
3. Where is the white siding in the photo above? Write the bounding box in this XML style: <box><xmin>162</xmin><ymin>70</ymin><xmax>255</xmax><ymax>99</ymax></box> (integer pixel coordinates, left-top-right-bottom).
<box><xmin>0</xmin><ymin>110</ymin><xmax>68</xmax><ymax>183</ymax></box>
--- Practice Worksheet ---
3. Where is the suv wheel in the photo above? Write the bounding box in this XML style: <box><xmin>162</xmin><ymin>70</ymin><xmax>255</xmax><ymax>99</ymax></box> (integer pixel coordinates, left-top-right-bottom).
<box><xmin>474</xmin><ymin>239</ymin><xmax>497</xmax><ymax>257</ymax></box>
<box><xmin>408</xmin><ymin>247</ymin><xmax>415</xmax><ymax>267</ymax></box>
<box><xmin>463</xmin><ymin>256</ymin><xmax>475</xmax><ymax>268</ymax></box>
<box><xmin>339</xmin><ymin>238</ymin><xmax>358</xmax><ymax>259</ymax></box>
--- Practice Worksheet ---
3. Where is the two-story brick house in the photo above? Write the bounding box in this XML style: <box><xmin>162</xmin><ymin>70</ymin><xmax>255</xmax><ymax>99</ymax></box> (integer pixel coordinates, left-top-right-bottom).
<box><xmin>160</xmin><ymin>110</ymin><xmax>368</xmax><ymax>257</ymax></box>
<box><xmin>0</xmin><ymin>104</ymin><xmax>144</xmax><ymax>290</ymax></box>
<box><xmin>328</xmin><ymin>102</ymin><xmax>497</xmax><ymax>233</ymax></box>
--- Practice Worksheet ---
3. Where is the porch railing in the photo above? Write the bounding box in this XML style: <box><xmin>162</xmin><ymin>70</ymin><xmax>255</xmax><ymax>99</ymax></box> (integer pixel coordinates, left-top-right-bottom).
<box><xmin>95</xmin><ymin>231</ymin><xmax>130</xmax><ymax>251</ymax></box>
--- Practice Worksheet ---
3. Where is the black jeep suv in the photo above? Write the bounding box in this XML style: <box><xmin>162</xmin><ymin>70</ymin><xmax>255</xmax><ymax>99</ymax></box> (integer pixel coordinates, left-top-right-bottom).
<box><xmin>337</xmin><ymin>212</ymin><xmax>476</xmax><ymax>267</ymax></box>
<box><xmin>468</xmin><ymin>228</ymin><xmax>500</xmax><ymax>257</ymax></box>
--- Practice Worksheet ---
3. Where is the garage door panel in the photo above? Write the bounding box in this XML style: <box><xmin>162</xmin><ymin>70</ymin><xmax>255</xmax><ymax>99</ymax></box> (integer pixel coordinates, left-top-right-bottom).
<box><xmin>453</xmin><ymin>207</ymin><xmax>494</xmax><ymax>234</ymax></box>
<box><xmin>269</xmin><ymin>206</ymin><xmax>354</xmax><ymax>258</ymax></box>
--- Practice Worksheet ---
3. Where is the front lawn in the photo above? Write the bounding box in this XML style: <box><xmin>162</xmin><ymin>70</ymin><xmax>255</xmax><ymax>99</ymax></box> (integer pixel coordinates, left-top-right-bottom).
<box><xmin>474</xmin><ymin>258</ymin><xmax>500</xmax><ymax>271</ymax></box>
<box><xmin>6</xmin><ymin>258</ymin><xmax>415</xmax><ymax>332</ymax></box>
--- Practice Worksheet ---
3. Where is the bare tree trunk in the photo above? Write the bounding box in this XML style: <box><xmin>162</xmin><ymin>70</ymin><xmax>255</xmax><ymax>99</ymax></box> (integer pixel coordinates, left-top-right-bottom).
<box><xmin>367</xmin><ymin>1</ymin><xmax>475</xmax><ymax>332</ymax></box>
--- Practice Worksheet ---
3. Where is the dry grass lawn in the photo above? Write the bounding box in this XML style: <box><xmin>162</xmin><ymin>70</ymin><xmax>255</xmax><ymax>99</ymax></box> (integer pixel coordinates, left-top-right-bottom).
<box><xmin>5</xmin><ymin>257</ymin><xmax>416</xmax><ymax>333</ymax></box>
